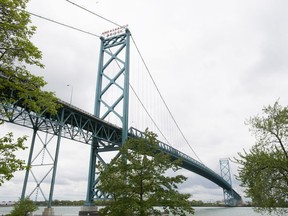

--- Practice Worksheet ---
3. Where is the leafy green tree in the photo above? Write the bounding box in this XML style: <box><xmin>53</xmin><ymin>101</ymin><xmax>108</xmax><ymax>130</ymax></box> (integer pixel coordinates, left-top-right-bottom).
<box><xmin>97</xmin><ymin>130</ymin><xmax>194</xmax><ymax>216</ymax></box>
<box><xmin>0</xmin><ymin>0</ymin><xmax>60</xmax><ymax>114</ymax></box>
<box><xmin>0</xmin><ymin>0</ymin><xmax>60</xmax><ymax>185</ymax></box>
<box><xmin>236</xmin><ymin>101</ymin><xmax>288</xmax><ymax>215</ymax></box>
<box><xmin>9</xmin><ymin>197</ymin><xmax>38</xmax><ymax>216</ymax></box>
<box><xmin>0</xmin><ymin>132</ymin><xmax>27</xmax><ymax>186</ymax></box>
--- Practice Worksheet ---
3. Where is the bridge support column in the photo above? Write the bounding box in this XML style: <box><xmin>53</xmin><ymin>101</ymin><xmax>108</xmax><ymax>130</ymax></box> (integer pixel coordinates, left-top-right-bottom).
<box><xmin>220</xmin><ymin>158</ymin><xmax>236</xmax><ymax>206</ymax></box>
<box><xmin>81</xmin><ymin>28</ymin><xmax>131</xmax><ymax>214</ymax></box>
<box><xmin>84</xmin><ymin>143</ymin><xmax>97</xmax><ymax>206</ymax></box>
<box><xmin>47</xmin><ymin>111</ymin><xmax>64</xmax><ymax>209</ymax></box>
<box><xmin>79</xmin><ymin>206</ymin><xmax>99</xmax><ymax>216</ymax></box>
<box><xmin>21</xmin><ymin>126</ymin><xmax>38</xmax><ymax>199</ymax></box>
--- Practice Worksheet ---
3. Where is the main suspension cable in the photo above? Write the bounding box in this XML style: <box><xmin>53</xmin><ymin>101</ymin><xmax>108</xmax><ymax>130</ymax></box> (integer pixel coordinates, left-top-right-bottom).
<box><xmin>64</xmin><ymin>0</ymin><xmax>122</xmax><ymax>27</ymax></box>
<box><xmin>131</xmin><ymin>35</ymin><xmax>203</xmax><ymax>163</ymax></box>
<box><xmin>26</xmin><ymin>11</ymin><xmax>100</xmax><ymax>38</ymax></box>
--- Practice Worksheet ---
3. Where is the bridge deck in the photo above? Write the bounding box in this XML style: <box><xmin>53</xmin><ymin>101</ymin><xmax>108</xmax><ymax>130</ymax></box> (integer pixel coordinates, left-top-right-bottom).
<box><xmin>0</xmin><ymin>98</ymin><xmax>241</xmax><ymax>202</ymax></box>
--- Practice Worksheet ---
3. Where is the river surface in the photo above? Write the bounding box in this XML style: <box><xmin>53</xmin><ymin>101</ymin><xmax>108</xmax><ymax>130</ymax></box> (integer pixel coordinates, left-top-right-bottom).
<box><xmin>0</xmin><ymin>206</ymin><xmax>279</xmax><ymax>215</ymax></box>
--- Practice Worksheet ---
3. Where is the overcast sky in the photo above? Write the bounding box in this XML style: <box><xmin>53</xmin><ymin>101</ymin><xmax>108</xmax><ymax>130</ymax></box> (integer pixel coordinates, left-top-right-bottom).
<box><xmin>1</xmin><ymin>0</ymin><xmax>288</xmax><ymax>203</ymax></box>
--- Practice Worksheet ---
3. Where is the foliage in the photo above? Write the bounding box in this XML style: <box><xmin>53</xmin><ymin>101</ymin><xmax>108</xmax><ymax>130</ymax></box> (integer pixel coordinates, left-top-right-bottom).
<box><xmin>248</xmin><ymin>101</ymin><xmax>288</xmax><ymax>158</ymax></box>
<box><xmin>236</xmin><ymin>101</ymin><xmax>288</xmax><ymax>215</ymax></box>
<box><xmin>97</xmin><ymin>130</ymin><xmax>194</xmax><ymax>216</ymax></box>
<box><xmin>0</xmin><ymin>0</ymin><xmax>42</xmax><ymax>66</ymax></box>
<box><xmin>9</xmin><ymin>197</ymin><xmax>38</xmax><ymax>216</ymax></box>
<box><xmin>0</xmin><ymin>0</ymin><xmax>60</xmax><ymax>115</ymax></box>
<box><xmin>0</xmin><ymin>132</ymin><xmax>27</xmax><ymax>186</ymax></box>
<box><xmin>0</xmin><ymin>0</ymin><xmax>61</xmax><ymax>186</ymax></box>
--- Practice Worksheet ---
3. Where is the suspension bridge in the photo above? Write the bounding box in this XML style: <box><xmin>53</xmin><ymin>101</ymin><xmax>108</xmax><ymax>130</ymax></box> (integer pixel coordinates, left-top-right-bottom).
<box><xmin>0</xmin><ymin>28</ymin><xmax>241</xmax><ymax>215</ymax></box>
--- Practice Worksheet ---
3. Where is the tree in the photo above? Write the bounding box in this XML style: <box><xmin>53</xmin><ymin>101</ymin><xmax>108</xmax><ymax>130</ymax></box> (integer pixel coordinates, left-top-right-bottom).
<box><xmin>0</xmin><ymin>132</ymin><xmax>27</xmax><ymax>186</ymax></box>
<box><xmin>97</xmin><ymin>130</ymin><xmax>194</xmax><ymax>216</ymax></box>
<box><xmin>236</xmin><ymin>101</ymin><xmax>288</xmax><ymax>215</ymax></box>
<box><xmin>9</xmin><ymin>197</ymin><xmax>38</xmax><ymax>216</ymax></box>
<box><xmin>0</xmin><ymin>0</ymin><xmax>60</xmax><ymax>114</ymax></box>
<box><xmin>0</xmin><ymin>0</ymin><xmax>60</xmax><ymax>185</ymax></box>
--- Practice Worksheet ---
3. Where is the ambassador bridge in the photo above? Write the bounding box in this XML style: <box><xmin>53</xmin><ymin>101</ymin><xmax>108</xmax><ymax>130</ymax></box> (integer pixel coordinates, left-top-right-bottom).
<box><xmin>0</xmin><ymin>28</ymin><xmax>242</xmax><ymax>215</ymax></box>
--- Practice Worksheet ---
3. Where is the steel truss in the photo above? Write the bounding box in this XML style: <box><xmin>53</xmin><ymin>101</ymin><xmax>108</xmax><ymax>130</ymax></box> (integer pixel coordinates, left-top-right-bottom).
<box><xmin>219</xmin><ymin>158</ymin><xmax>240</xmax><ymax>206</ymax></box>
<box><xmin>0</xmin><ymin>99</ymin><xmax>122</xmax><ymax>146</ymax></box>
<box><xmin>0</xmin><ymin>97</ymin><xmax>122</xmax><ymax>207</ymax></box>
<box><xmin>85</xmin><ymin>29</ymin><xmax>131</xmax><ymax>205</ymax></box>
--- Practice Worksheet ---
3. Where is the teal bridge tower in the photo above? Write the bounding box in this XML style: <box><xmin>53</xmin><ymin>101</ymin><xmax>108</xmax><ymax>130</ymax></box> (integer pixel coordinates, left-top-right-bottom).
<box><xmin>86</xmin><ymin>28</ymin><xmax>131</xmax><ymax>205</ymax></box>
<box><xmin>0</xmin><ymin>28</ymin><xmax>241</xmax><ymax>216</ymax></box>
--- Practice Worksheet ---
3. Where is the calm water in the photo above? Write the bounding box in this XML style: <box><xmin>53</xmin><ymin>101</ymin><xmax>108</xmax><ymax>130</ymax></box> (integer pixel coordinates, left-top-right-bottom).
<box><xmin>0</xmin><ymin>206</ymin><xmax>279</xmax><ymax>215</ymax></box>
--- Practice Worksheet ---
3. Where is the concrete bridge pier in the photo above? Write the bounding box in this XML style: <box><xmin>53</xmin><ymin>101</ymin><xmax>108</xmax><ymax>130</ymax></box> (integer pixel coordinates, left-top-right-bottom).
<box><xmin>78</xmin><ymin>206</ymin><xmax>99</xmax><ymax>216</ymax></box>
<box><xmin>42</xmin><ymin>208</ymin><xmax>55</xmax><ymax>216</ymax></box>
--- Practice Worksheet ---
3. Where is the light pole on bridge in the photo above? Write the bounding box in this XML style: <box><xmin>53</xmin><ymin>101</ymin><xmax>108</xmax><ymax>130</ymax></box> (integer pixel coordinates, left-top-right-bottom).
<box><xmin>67</xmin><ymin>84</ymin><xmax>73</xmax><ymax>104</ymax></box>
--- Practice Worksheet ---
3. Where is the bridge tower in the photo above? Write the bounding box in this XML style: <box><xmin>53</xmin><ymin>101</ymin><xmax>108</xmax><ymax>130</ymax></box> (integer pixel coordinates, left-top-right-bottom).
<box><xmin>83</xmin><ymin>28</ymin><xmax>131</xmax><ymax>211</ymax></box>
<box><xmin>220</xmin><ymin>158</ymin><xmax>237</xmax><ymax>206</ymax></box>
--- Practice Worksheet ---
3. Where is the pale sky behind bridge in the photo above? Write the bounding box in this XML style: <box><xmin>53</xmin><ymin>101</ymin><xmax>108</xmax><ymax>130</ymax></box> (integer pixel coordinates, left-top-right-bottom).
<box><xmin>1</xmin><ymin>0</ymin><xmax>288</xmax><ymax>203</ymax></box>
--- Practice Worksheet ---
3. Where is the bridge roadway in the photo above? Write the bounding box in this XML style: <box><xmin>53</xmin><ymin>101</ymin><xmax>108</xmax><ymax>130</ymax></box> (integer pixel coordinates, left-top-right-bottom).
<box><xmin>0</xmin><ymin>98</ymin><xmax>241</xmax><ymax>202</ymax></box>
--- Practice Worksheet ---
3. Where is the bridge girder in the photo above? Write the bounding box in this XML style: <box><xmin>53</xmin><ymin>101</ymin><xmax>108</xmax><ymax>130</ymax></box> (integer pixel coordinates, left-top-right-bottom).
<box><xmin>0</xmin><ymin>98</ymin><xmax>241</xmax><ymax>206</ymax></box>
<box><xmin>0</xmin><ymin>99</ymin><xmax>122</xmax><ymax>146</ymax></box>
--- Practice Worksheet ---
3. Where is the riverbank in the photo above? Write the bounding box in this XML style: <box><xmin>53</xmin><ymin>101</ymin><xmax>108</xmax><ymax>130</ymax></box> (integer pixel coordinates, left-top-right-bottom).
<box><xmin>0</xmin><ymin>206</ymin><xmax>278</xmax><ymax>216</ymax></box>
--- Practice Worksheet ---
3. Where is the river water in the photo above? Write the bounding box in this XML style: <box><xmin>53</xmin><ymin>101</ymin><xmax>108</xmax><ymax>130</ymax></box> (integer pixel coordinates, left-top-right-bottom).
<box><xmin>0</xmin><ymin>206</ymin><xmax>279</xmax><ymax>215</ymax></box>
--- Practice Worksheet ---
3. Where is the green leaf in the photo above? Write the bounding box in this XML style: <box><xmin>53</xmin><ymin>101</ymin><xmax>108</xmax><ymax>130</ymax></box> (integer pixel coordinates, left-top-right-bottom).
<box><xmin>237</xmin><ymin>100</ymin><xmax>288</xmax><ymax>215</ymax></box>
<box><xmin>97</xmin><ymin>130</ymin><xmax>194</xmax><ymax>216</ymax></box>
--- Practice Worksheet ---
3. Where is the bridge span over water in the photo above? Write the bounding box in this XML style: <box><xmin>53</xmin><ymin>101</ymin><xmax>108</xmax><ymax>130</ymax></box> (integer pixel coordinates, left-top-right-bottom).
<box><xmin>0</xmin><ymin>28</ymin><xmax>241</xmax><ymax>215</ymax></box>
<box><xmin>0</xmin><ymin>98</ymin><xmax>241</xmax><ymax>207</ymax></box>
